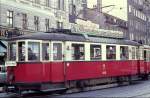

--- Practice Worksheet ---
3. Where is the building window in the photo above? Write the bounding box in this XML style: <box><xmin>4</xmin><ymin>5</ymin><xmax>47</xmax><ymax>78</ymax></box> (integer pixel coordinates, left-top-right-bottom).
<box><xmin>72</xmin><ymin>44</ymin><xmax>84</xmax><ymax>60</ymax></box>
<box><xmin>53</xmin><ymin>43</ymin><xmax>62</xmax><ymax>60</ymax></box>
<box><xmin>34</xmin><ymin>0</ymin><xmax>40</xmax><ymax>4</ymax></box>
<box><xmin>45</xmin><ymin>19</ymin><xmax>50</xmax><ymax>31</ymax></box>
<box><xmin>34</xmin><ymin>16</ymin><xmax>39</xmax><ymax>31</ymax></box>
<box><xmin>57</xmin><ymin>21</ymin><xmax>63</xmax><ymax>29</ymax></box>
<box><xmin>129</xmin><ymin>5</ymin><xmax>132</xmax><ymax>13</ymax></box>
<box><xmin>22</xmin><ymin>13</ymin><xmax>27</xmax><ymax>29</ymax></box>
<box><xmin>7</xmin><ymin>11</ymin><xmax>13</xmax><ymax>27</ymax></box>
<box><xmin>106</xmin><ymin>45</ymin><xmax>116</xmax><ymax>60</ymax></box>
<box><xmin>120</xmin><ymin>46</ymin><xmax>129</xmax><ymax>60</ymax></box>
<box><xmin>45</xmin><ymin>0</ymin><xmax>50</xmax><ymax>7</ymax></box>
<box><xmin>58</xmin><ymin>0</ymin><xmax>64</xmax><ymax>10</ymax></box>
<box><xmin>90</xmin><ymin>45</ymin><xmax>101</xmax><ymax>60</ymax></box>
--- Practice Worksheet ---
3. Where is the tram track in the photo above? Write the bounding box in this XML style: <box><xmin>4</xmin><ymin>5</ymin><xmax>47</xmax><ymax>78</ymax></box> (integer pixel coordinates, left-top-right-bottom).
<box><xmin>0</xmin><ymin>80</ymin><xmax>145</xmax><ymax>98</ymax></box>
<box><xmin>132</xmin><ymin>92</ymin><xmax>150</xmax><ymax>97</ymax></box>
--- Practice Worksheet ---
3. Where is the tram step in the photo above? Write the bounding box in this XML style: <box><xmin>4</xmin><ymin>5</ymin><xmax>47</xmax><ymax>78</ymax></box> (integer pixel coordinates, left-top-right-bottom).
<box><xmin>41</xmin><ymin>87</ymin><xmax>66</xmax><ymax>92</ymax></box>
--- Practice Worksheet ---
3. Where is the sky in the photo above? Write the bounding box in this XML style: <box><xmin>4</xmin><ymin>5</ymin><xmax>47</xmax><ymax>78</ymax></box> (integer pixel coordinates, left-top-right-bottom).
<box><xmin>87</xmin><ymin>0</ymin><xmax>128</xmax><ymax>21</ymax></box>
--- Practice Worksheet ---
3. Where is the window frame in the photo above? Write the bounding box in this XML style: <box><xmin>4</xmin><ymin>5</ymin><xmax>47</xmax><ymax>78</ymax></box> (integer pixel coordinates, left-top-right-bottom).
<box><xmin>8</xmin><ymin>41</ymin><xmax>17</xmax><ymax>61</ymax></box>
<box><xmin>90</xmin><ymin>44</ymin><xmax>102</xmax><ymax>61</ymax></box>
<box><xmin>71</xmin><ymin>42</ymin><xmax>85</xmax><ymax>61</ymax></box>
<box><xmin>120</xmin><ymin>46</ymin><xmax>129</xmax><ymax>60</ymax></box>
<box><xmin>106</xmin><ymin>45</ymin><xmax>116</xmax><ymax>60</ymax></box>
<box><xmin>34</xmin><ymin>16</ymin><xmax>40</xmax><ymax>31</ymax></box>
<box><xmin>45</xmin><ymin>18</ymin><xmax>50</xmax><ymax>31</ymax></box>
<box><xmin>7</xmin><ymin>10</ymin><xmax>13</xmax><ymax>27</ymax></box>
<box><xmin>51</xmin><ymin>41</ymin><xmax>64</xmax><ymax>62</ymax></box>
<box><xmin>27</xmin><ymin>40</ymin><xmax>42</xmax><ymax>62</ymax></box>
<box><xmin>17</xmin><ymin>40</ymin><xmax>26</xmax><ymax>62</ymax></box>
<box><xmin>132</xmin><ymin>47</ymin><xmax>136</xmax><ymax>60</ymax></box>
<box><xmin>22</xmin><ymin>13</ymin><xmax>28</xmax><ymax>29</ymax></box>
<box><xmin>42</xmin><ymin>41</ymin><xmax>51</xmax><ymax>62</ymax></box>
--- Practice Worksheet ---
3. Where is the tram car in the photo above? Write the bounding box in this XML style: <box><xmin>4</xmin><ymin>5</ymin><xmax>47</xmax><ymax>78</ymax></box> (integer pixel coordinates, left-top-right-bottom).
<box><xmin>142</xmin><ymin>45</ymin><xmax>150</xmax><ymax>76</ymax></box>
<box><xmin>5</xmin><ymin>29</ymin><xmax>150</xmax><ymax>92</ymax></box>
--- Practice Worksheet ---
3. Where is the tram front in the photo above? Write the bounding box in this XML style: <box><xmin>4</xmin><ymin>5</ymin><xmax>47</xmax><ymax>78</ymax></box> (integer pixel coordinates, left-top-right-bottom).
<box><xmin>5</xmin><ymin>38</ymin><xmax>48</xmax><ymax>91</ymax></box>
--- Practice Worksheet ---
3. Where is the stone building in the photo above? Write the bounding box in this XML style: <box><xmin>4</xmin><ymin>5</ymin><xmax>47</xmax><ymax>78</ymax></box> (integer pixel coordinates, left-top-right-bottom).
<box><xmin>128</xmin><ymin>0</ymin><xmax>150</xmax><ymax>45</ymax></box>
<box><xmin>0</xmin><ymin>0</ymin><xmax>69</xmax><ymax>36</ymax></box>
<box><xmin>0</xmin><ymin>0</ymin><xmax>69</xmax><ymax>64</ymax></box>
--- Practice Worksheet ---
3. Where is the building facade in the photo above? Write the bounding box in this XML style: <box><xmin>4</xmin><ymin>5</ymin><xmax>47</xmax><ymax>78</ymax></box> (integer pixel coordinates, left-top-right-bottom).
<box><xmin>128</xmin><ymin>0</ymin><xmax>150</xmax><ymax>45</ymax></box>
<box><xmin>0</xmin><ymin>0</ymin><xmax>70</xmax><ymax>64</ymax></box>
<box><xmin>0</xmin><ymin>0</ymin><xmax>69</xmax><ymax>36</ymax></box>
<box><xmin>68</xmin><ymin>0</ymin><xmax>87</xmax><ymax>23</ymax></box>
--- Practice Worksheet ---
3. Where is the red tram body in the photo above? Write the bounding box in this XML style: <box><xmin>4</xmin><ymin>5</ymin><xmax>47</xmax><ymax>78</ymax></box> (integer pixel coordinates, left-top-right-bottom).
<box><xmin>5</xmin><ymin>30</ymin><xmax>150</xmax><ymax>92</ymax></box>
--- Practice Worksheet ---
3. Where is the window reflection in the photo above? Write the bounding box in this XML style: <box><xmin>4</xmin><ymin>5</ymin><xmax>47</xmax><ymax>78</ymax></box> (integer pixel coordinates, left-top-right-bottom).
<box><xmin>9</xmin><ymin>43</ymin><xmax>16</xmax><ymax>61</ymax></box>
<box><xmin>72</xmin><ymin>44</ymin><xmax>84</xmax><ymax>60</ymax></box>
<box><xmin>53</xmin><ymin>43</ymin><xmax>62</xmax><ymax>60</ymax></box>
<box><xmin>90</xmin><ymin>45</ymin><xmax>101</xmax><ymax>60</ymax></box>
<box><xmin>106</xmin><ymin>45</ymin><xmax>116</xmax><ymax>60</ymax></box>
<box><xmin>18</xmin><ymin>42</ymin><xmax>25</xmax><ymax>61</ymax></box>
<box><xmin>42</xmin><ymin>43</ymin><xmax>49</xmax><ymax>60</ymax></box>
<box><xmin>28</xmin><ymin>42</ymin><xmax>40</xmax><ymax>61</ymax></box>
<box><xmin>120</xmin><ymin>46</ymin><xmax>129</xmax><ymax>60</ymax></box>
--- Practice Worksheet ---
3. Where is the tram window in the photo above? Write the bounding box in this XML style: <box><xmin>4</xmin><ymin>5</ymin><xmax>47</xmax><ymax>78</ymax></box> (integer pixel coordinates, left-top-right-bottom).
<box><xmin>90</xmin><ymin>45</ymin><xmax>101</xmax><ymax>60</ymax></box>
<box><xmin>106</xmin><ymin>45</ymin><xmax>116</xmax><ymax>60</ymax></box>
<box><xmin>28</xmin><ymin>42</ymin><xmax>40</xmax><ymax>61</ymax></box>
<box><xmin>18</xmin><ymin>42</ymin><xmax>25</xmax><ymax>61</ymax></box>
<box><xmin>144</xmin><ymin>50</ymin><xmax>147</xmax><ymax>61</ymax></box>
<box><xmin>53</xmin><ymin>43</ymin><xmax>62</xmax><ymax>60</ymax></box>
<box><xmin>136</xmin><ymin>48</ymin><xmax>139</xmax><ymax>59</ymax></box>
<box><xmin>42</xmin><ymin>43</ymin><xmax>50</xmax><ymax>60</ymax></box>
<box><xmin>72</xmin><ymin>44</ymin><xmax>84</xmax><ymax>60</ymax></box>
<box><xmin>120</xmin><ymin>46</ymin><xmax>128</xmax><ymax>60</ymax></box>
<box><xmin>132</xmin><ymin>47</ymin><xmax>136</xmax><ymax>59</ymax></box>
<box><xmin>9</xmin><ymin>43</ymin><xmax>16</xmax><ymax>61</ymax></box>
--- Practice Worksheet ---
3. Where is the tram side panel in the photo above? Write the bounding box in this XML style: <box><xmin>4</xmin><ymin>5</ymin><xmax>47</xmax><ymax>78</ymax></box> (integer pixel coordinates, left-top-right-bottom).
<box><xmin>7</xmin><ymin>62</ymin><xmax>66</xmax><ymax>84</ymax></box>
<box><xmin>7</xmin><ymin>62</ymin><xmax>52</xmax><ymax>83</ymax></box>
<box><xmin>65</xmin><ymin>60</ymin><xmax>138</xmax><ymax>81</ymax></box>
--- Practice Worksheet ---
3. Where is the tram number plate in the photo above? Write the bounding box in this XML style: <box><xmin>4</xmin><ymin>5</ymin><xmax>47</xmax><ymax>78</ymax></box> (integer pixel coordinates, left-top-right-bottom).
<box><xmin>5</xmin><ymin>61</ymin><xmax>17</xmax><ymax>67</ymax></box>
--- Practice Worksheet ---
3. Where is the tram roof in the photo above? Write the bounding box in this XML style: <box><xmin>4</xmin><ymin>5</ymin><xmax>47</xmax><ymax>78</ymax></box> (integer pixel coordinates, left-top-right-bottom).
<box><xmin>9</xmin><ymin>32</ymin><xmax>86</xmax><ymax>42</ymax></box>
<box><xmin>88</xmin><ymin>36</ymin><xmax>140</xmax><ymax>46</ymax></box>
<box><xmin>9</xmin><ymin>32</ymin><xmax>140</xmax><ymax>46</ymax></box>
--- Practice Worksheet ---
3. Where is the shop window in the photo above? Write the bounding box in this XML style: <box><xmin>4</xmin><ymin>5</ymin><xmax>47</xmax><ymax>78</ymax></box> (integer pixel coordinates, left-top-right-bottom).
<box><xmin>90</xmin><ymin>45</ymin><xmax>101</xmax><ymax>60</ymax></box>
<box><xmin>42</xmin><ymin>43</ymin><xmax>50</xmax><ymax>60</ymax></box>
<box><xmin>9</xmin><ymin>43</ymin><xmax>16</xmax><ymax>61</ymax></box>
<box><xmin>120</xmin><ymin>46</ymin><xmax>129</xmax><ymax>60</ymax></box>
<box><xmin>106</xmin><ymin>45</ymin><xmax>116</xmax><ymax>60</ymax></box>
<box><xmin>18</xmin><ymin>42</ymin><xmax>25</xmax><ymax>61</ymax></box>
<box><xmin>53</xmin><ymin>43</ymin><xmax>62</xmax><ymax>60</ymax></box>
<box><xmin>28</xmin><ymin>42</ymin><xmax>40</xmax><ymax>61</ymax></box>
<box><xmin>72</xmin><ymin>44</ymin><xmax>84</xmax><ymax>60</ymax></box>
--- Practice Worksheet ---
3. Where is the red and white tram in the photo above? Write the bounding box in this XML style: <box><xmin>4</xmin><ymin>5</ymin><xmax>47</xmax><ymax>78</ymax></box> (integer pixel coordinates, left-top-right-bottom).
<box><xmin>5</xmin><ymin>30</ymin><xmax>150</xmax><ymax>92</ymax></box>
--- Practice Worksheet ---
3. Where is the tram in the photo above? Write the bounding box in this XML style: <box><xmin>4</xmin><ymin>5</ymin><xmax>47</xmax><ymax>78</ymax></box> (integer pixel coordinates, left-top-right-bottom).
<box><xmin>5</xmin><ymin>29</ymin><xmax>150</xmax><ymax>92</ymax></box>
